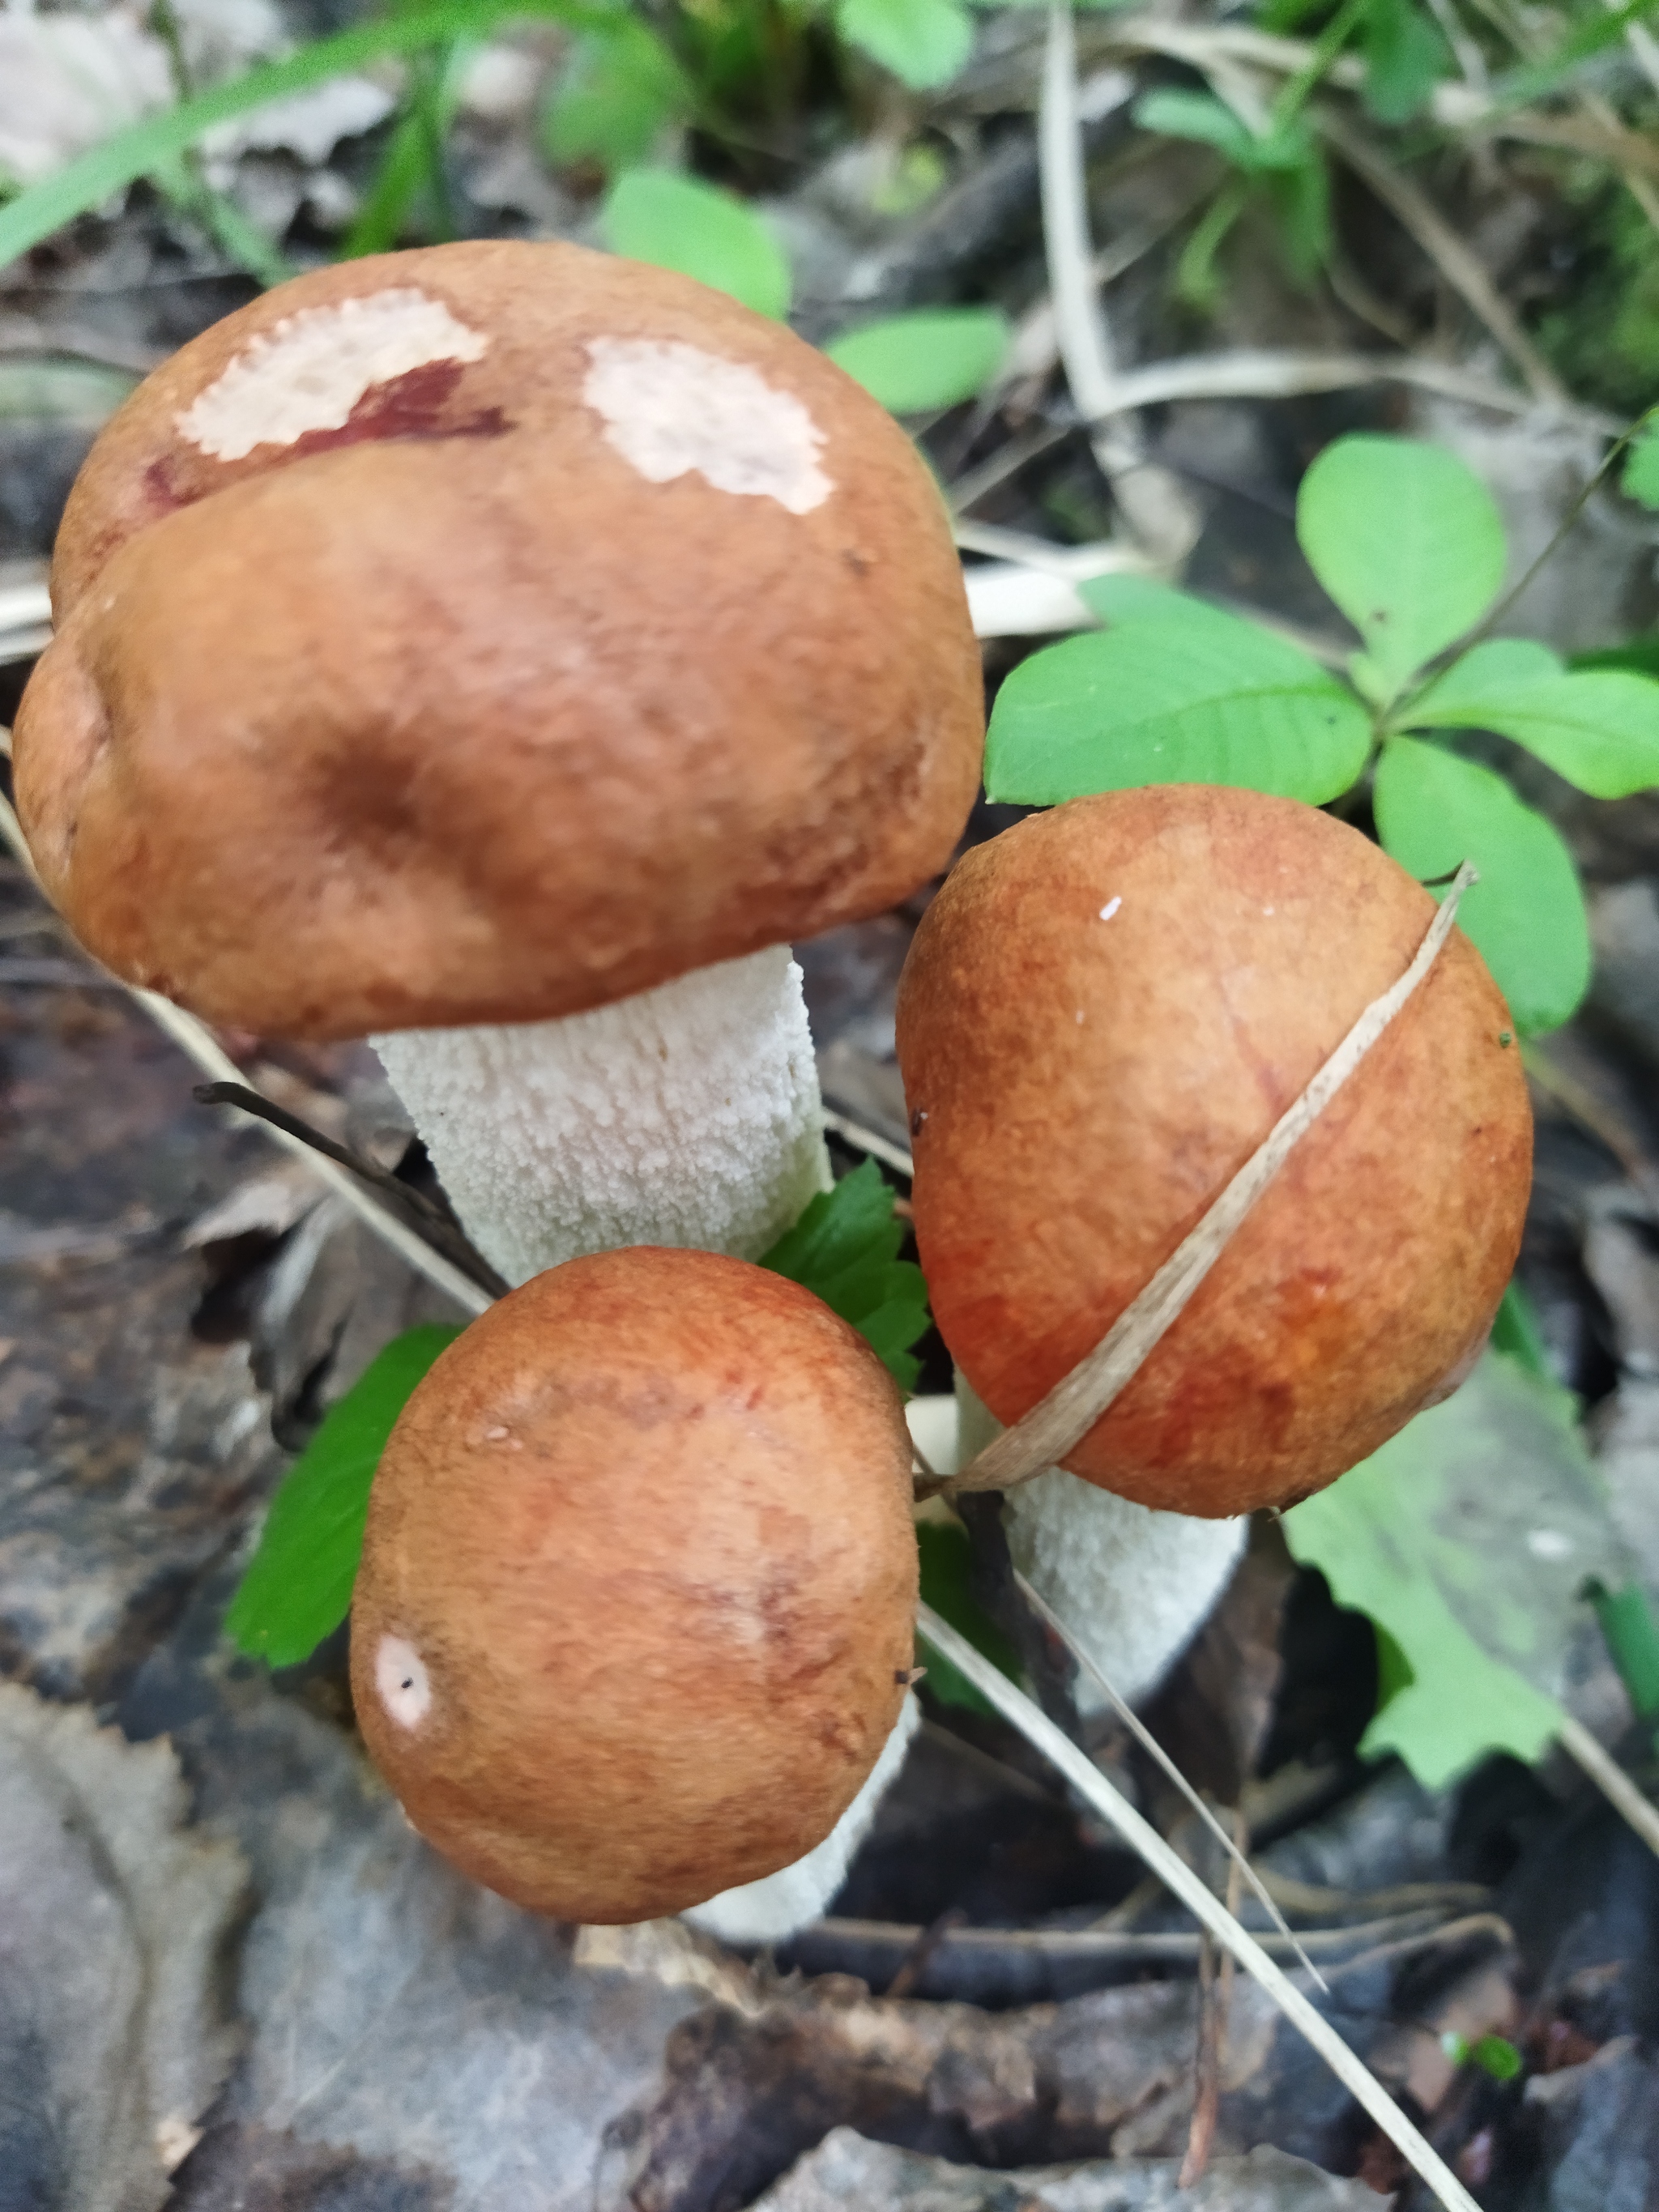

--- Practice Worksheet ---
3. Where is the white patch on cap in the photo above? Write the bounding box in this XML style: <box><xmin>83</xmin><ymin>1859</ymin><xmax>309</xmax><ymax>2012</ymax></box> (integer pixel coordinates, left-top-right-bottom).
<box><xmin>374</xmin><ymin>1633</ymin><xmax>433</xmax><ymax>1731</ymax></box>
<box><xmin>176</xmin><ymin>289</ymin><xmax>488</xmax><ymax>461</ymax></box>
<box><xmin>582</xmin><ymin>337</ymin><xmax>831</xmax><ymax>514</ymax></box>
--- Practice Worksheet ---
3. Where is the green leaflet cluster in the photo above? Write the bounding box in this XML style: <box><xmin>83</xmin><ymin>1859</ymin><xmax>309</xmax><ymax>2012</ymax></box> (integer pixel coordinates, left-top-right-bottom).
<box><xmin>227</xmin><ymin>1160</ymin><xmax>932</xmax><ymax>1667</ymax></box>
<box><xmin>987</xmin><ymin>431</ymin><xmax>1659</xmax><ymax>1034</ymax></box>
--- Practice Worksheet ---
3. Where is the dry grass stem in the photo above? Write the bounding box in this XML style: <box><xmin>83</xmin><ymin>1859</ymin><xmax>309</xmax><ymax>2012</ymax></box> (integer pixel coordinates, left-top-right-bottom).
<box><xmin>953</xmin><ymin>863</ymin><xmax>1478</xmax><ymax>1494</ymax></box>
<box><xmin>915</xmin><ymin>1604</ymin><xmax>1483</xmax><ymax>2212</ymax></box>
<box><xmin>1558</xmin><ymin>1715</ymin><xmax>1659</xmax><ymax>1864</ymax></box>
<box><xmin>0</xmin><ymin>782</ymin><xmax>491</xmax><ymax>1317</ymax></box>
<box><xmin>1012</xmin><ymin>1566</ymin><xmax>1327</xmax><ymax>1988</ymax></box>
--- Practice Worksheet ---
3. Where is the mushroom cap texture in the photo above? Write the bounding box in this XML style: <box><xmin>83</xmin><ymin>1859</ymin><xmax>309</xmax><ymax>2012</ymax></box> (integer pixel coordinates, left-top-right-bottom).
<box><xmin>894</xmin><ymin>787</ymin><xmax>1533</xmax><ymax>1515</ymax></box>
<box><xmin>14</xmin><ymin>240</ymin><xmax>983</xmax><ymax>1039</ymax></box>
<box><xmin>348</xmin><ymin>1246</ymin><xmax>919</xmax><ymax>1924</ymax></box>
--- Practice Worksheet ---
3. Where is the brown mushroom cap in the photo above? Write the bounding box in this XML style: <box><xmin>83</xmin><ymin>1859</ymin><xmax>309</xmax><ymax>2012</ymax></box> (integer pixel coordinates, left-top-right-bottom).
<box><xmin>895</xmin><ymin>787</ymin><xmax>1533</xmax><ymax>1516</ymax></box>
<box><xmin>14</xmin><ymin>240</ymin><xmax>983</xmax><ymax>1039</ymax></box>
<box><xmin>348</xmin><ymin>1245</ymin><xmax>919</xmax><ymax>1923</ymax></box>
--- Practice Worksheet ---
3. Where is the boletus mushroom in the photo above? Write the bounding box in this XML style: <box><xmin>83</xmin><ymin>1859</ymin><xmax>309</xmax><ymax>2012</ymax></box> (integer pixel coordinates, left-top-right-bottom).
<box><xmin>352</xmin><ymin>1246</ymin><xmax>919</xmax><ymax>1924</ymax></box>
<box><xmin>12</xmin><ymin>238</ymin><xmax>983</xmax><ymax>1285</ymax></box>
<box><xmin>897</xmin><ymin>785</ymin><xmax>1534</xmax><ymax>1522</ymax></box>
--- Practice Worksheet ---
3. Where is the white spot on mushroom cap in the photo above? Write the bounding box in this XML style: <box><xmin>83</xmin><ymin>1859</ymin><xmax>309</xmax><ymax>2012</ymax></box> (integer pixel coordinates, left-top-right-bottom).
<box><xmin>582</xmin><ymin>337</ymin><xmax>831</xmax><ymax>514</ymax></box>
<box><xmin>176</xmin><ymin>288</ymin><xmax>488</xmax><ymax>461</ymax></box>
<box><xmin>1099</xmin><ymin>897</ymin><xmax>1122</xmax><ymax>920</ymax></box>
<box><xmin>375</xmin><ymin>1632</ymin><xmax>433</xmax><ymax>1730</ymax></box>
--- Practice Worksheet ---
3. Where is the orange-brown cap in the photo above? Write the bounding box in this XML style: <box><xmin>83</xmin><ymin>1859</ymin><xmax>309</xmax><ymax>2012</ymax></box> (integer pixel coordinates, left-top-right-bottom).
<box><xmin>895</xmin><ymin>787</ymin><xmax>1533</xmax><ymax>1515</ymax></box>
<box><xmin>14</xmin><ymin>240</ymin><xmax>983</xmax><ymax>1040</ymax></box>
<box><xmin>348</xmin><ymin>1245</ymin><xmax>919</xmax><ymax>1923</ymax></box>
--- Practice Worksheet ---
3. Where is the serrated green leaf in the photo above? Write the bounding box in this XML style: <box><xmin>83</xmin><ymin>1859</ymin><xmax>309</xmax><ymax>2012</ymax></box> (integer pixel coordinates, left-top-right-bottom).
<box><xmin>1284</xmin><ymin>1352</ymin><xmax>1629</xmax><ymax>1788</ymax></box>
<box><xmin>985</xmin><ymin>595</ymin><xmax>1372</xmax><ymax>805</ymax></box>
<box><xmin>543</xmin><ymin>19</ymin><xmax>690</xmax><ymax>173</ymax></box>
<box><xmin>225</xmin><ymin>1325</ymin><xmax>463</xmax><ymax>1667</ymax></box>
<box><xmin>1406</xmin><ymin>642</ymin><xmax>1659</xmax><ymax>798</ymax></box>
<box><xmin>1373</xmin><ymin>735</ymin><xmax>1590</xmax><ymax>1033</ymax></box>
<box><xmin>836</xmin><ymin>0</ymin><xmax>975</xmax><ymax>87</ymax></box>
<box><xmin>1298</xmin><ymin>436</ymin><xmax>1508</xmax><ymax>694</ymax></box>
<box><xmin>1362</xmin><ymin>0</ymin><xmax>1449</xmax><ymax>123</ymax></box>
<box><xmin>1623</xmin><ymin>423</ymin><xmax>1659</xmax><ymax>509</ymax></box>
<box><xmin>915</xmin><ymin>1519</ymin><xmax>1024</xmax><ymax>1713</ymax></box>
<box><xmin>603</xmin><ymin>167</ymin><xmax>791</xmax><ymax>318</ymax></box>
<box><xmin>826</xmin><ymin>307</ymin><xmax>1009</xmax><ymax>415</ymax></box>
<box><xmin>760</xmin><ymin>1159</ymin><xmax>932</xmax><ymax>1391</ymax></box>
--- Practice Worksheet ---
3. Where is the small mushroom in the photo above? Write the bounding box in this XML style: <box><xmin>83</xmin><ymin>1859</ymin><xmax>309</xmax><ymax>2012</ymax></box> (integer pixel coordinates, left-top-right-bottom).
<box><xmin>895</xmin><ymin>786</ymin><xmax>1533</xmax><ymax>1695</ymax></box>
<box><xmin>350</xmin><ymin>1246</ymin><xmax>919</xmax><ymax>1924</ymax></box>
<box><xmin>13</xmin><ymin>239</ymin><xmax>983</xmax><ymax>1285</ymax></box>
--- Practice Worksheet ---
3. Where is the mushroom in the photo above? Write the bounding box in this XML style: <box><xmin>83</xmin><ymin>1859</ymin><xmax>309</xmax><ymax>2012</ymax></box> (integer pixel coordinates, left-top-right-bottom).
<box><xmin>12</xmin><ymin>238</ymin><xmax>983</xmax><ymax>1285</ymax></box>
<box><xmin>350</xmin><ymin>1246</ymin><xmax>919</xmax><ymax>1924</ymax></box>
<box><xmin>895</xmin><ymin>785</ymin><xmax>1533</xmax><ymax>1698</ymax></box>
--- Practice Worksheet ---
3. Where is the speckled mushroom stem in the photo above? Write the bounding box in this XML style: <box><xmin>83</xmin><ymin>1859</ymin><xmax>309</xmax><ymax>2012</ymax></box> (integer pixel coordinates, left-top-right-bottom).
<box><xmin>957</xmin><ymin>1379</ymin><xmax>1246</xmax><ymax>1713</ymax></box>
<box><xmin>372</xmin><ymin>945</ymin><xmax>832</xmax><ymax>1287</ymax></box>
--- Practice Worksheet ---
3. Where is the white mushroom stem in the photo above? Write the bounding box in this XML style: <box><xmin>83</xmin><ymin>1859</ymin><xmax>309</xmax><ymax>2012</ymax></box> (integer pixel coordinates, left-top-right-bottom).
<box><xmin>956</xmin><ymin>1378</ymin><xmax>1246</xmax><ymax>1713</ymax></box>
<box><xmin>682</xmin><ymin>1694</ymin><xmax>921</xmax><ymax>1946</ymax></box>
<box><xmin>372</xmin><ymin>944</ymin><xmax>831</xmax><ymax>1287</ymax></box>
<box><xmin>375</xmin><ymin>941</ymin><xmax>917</xmax><ymax>1941</ymax></box>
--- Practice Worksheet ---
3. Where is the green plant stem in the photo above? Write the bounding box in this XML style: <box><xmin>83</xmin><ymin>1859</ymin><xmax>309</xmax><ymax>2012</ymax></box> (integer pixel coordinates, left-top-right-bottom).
<box><xmin>0</xmin><ymin>0</ymin><xmax>603</xmax><ymax>273</ymax></box>
<box><xmin>1272</xmin><ymin>0</ymin><xmax>1372</xmax><ymax>127</ymax></box>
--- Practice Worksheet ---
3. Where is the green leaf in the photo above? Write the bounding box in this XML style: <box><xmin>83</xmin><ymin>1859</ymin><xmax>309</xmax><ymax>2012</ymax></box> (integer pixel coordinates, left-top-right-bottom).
<box><xmin>915</xmin><ymin>1520</ymin><xmax>1024</xmax><ymax>1713</ymax></box>
<box><xmin>826</xmin><ymin>307</ymin><xmax>1010</xmax><ymax>415</ymax></box>
<box><xmin>1266</xmin><ymin>146</ymin><xmax>1332</xmax><ymax>283</ymax></box>
<box><xmin>0</xmin><ymin>0</ymin><xmax>596</xmax><ymax>274</ymax></box>
<box><xmin>1297</xmin><ymin>435</ymin><xmax>1508</xmax><ymax>695</ymax></box>
<box><xmin>1469</xmin><ymin>2035</ymin><xmax>1524</xmax><ymax>2082</ymax></box>
<box><xmin>1490</xmin><ymin>1278</ymin><xmax>1551</xmax><ymax>1383</ymax></box>
<box><xmin>1133</xmin><ymin>88</ymin><xmax>1259</xmax><ymax>164</ymax></box>
<box><xmin>986</xmin><ymin>588</ymin><xmax>1372</xmax><ymax>805</ymax></box>
<box><xmin>1406</xmin><ymin>641</ymin><xmax>1659</xmax><ymax>799</ymax></box>
<box><xmin>1284</xmin><ymin>1352</ymin><xmax>1630</xmax><ymax>1789</ymax></box>
<box><xmin>1372</xmin><ymin>735</ymin><xmax>1591</xmax><ymax>1034</ymax></box>
<box><xmin>836</xmin><ymin>0</ymin><xmax>975</xmax><ymax>87</ymax></box>
<box><xmin>1573</xmin><ymin>635</ymin><xmax>1659</xmax><ymax>681</ymax></box>
<box><xmin>1585</xmin><ymin>1578</ymin><xmax>1659</xmax><ymax>1722</ymax></box>
<box><xmin>225</xmin><ymin>1326</ymin><xmax>463</xmax><ymax>1667</ymax></box>
<box><xmin>544</xmin><ymin>19</ymin><xmax>690</xmax><ymax>173</ymax></box>
<box><xmin>1491</xmin><ymin>0</ymin><xmax>1659</xmax><ymax>110</ymax></box>
<box><xmin>760</xmin><ymin>1159</ymin><xmax>932</xmax><ymax>1391</ymax></box>
<box><xmin>1361</xmin><ymin>0</ymin><xmax>1448</xmax><ymax>123</ymax></box>
<box><xmin>1623</xmin><ymin>423</ymin><xmax>1659</xmax><ymax>509</ymax></box>
<box><xmin>603</xmin><ymin>167</ymin><xmax>791</xmax><ymax>318</ymax></box>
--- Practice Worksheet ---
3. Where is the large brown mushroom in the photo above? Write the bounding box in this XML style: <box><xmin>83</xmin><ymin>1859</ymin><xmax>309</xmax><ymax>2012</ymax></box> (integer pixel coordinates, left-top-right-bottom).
<box><xmin>13</xmin><ymin>237</ymin><xmax>983</xmax><ymax>1285</ymax></box>
<box><xmin>897</xmin><ymin>785</ymin><xmax>1533</xmax><ymax>1520</ymax></box>
<box><xmin>350</xmin><ymin>1246</ymin><xmax>919</xmax><ymax>1924</ymax></box>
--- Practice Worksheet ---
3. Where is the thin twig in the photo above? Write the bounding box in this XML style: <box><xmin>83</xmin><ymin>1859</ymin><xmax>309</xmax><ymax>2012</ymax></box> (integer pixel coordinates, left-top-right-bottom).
<box><xmin>1013</xmin><ymin>1568</ymin><xmax>1328</xmax><ymax>1989</ymax></box>
<box><xmin>1179</xmin><ymin>1928</ymin><xmax>1222</xmax><ymax>2186</ymax></box>
<box><xmin>952</xmin><ymin>866</ymin><xmax>1478</xmax><ymax>1494</ymax></box>
<box><xmin>1558</xmin><ymin>1715</ymin><xmax>1659</xmax><ymax>1861</ymax></box>
<box><xmin>0</xmin><ymin>784</ymin><xmax>491</xmax><ymax>1318</ymax></box>
<box><xmin>1316</xmin><ymin>111</ymin><xmax>1567</xmax><ymax>403</ymax></box>
<box><xmin>1087</xmin><ymin>349</ymin><xmax>1618</xmax><ymax>432</ymax></box>
<box><xmin>915</xmin><ymin>1606</ymin><xmax>1482</xmax><ymax>2212</ymax></box>
<box><xmin>1039</xmin><ymin>0</ymin><xmax>1199</xmax><ymax>565</ymax></box>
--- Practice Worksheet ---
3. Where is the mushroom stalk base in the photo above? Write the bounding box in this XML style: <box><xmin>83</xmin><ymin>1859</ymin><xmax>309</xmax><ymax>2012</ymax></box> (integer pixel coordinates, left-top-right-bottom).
<box><xmin>373</xmin><ymin>946</ymin><xmax>830</xmax><ymax>1289</ymax></box>
<box><xmin>957</xmin><ymin>1379</ymin><xmax>1246</xmax><ymax>1711</ymax></box>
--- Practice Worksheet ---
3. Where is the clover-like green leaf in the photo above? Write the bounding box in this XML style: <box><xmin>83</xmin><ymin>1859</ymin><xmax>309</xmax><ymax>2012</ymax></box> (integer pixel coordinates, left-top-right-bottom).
<box><xmin>1298</xmin><ymin>436</ymin><xmax>1508</xmax><ymax>695</ymax></box>
<box><xmin>1406</xmin><ymin>639</ymin><xmax>1659</xmax><ymax>798</ymax></box>
<box><xmin>987</xmin><ymin>586</ymin><xmax>1371</xmax><ymax>804</ymax></box>
<box><xmin>226</xmin><ymin>1325</ymin><xmax>463</xmax><ymax>1667</ymax></box>
<box><xmin>1372</xmin><ymin>735</ymin><xmax>1590</xmax><ymax>1033</ymax></box>
<box><xmin>603</xmin><ymin>167</ymin><xmax>791</xmax><ymax>318</ymax></box>
<box><xmin>827</xmin><ymin>307</ymin><xmax>1010</xmax><ymax>415</ymax></box>
<box><xmin>836</xmin><ymin>0</ymin><xmax>975</xmax><ymax>88</ymax></box>
<box><xmin>543</xmin><ymin>19</ymin><xmax>690</xmax><ymax>174</ymax></box>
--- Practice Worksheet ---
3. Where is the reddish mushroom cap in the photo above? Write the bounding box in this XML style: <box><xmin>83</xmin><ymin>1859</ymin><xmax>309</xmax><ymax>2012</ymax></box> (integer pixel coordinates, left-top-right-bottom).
<box><xmin>15</xmin><ymin>240</ymin><xmax>983</xmax><ymax>1039</ymax></box>
<box><xmin>895</xmin><ymin>786</ymin><xmax>1533</xmax><ymax>1515</ymax></box>
<box><xmin>349</xmin><ymin>1245</ymin><xmax>919</xmax><ymax>1923</ymax></box>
